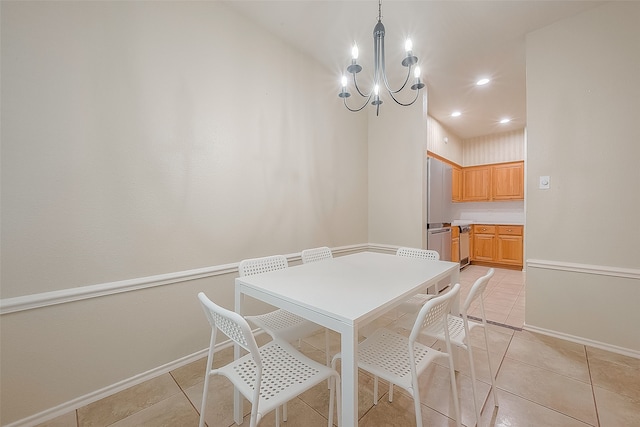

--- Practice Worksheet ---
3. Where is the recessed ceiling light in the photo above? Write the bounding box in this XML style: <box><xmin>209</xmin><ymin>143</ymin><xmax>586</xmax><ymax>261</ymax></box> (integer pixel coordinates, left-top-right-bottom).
<box><xmin>500</xmin><ymin>118</ymin><xmax>511</xmax><ymax>124</ymax></box>
<box><xmin>451</xmin><ymin>111</ymin><xmax>461</xmax><ymax>117</ymax></box>
<box><xmin>476</xmin><ymin>78</ymin><xmax>490</xmax><ymax>86</ymax></box>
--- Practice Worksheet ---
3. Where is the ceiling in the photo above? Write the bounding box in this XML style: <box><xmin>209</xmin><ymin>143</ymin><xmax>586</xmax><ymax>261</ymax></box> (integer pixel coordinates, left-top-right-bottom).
<box><xmin>226</xmin><ymin>0</ymin><xmax>604</xmax><ymax>139</ymax></box>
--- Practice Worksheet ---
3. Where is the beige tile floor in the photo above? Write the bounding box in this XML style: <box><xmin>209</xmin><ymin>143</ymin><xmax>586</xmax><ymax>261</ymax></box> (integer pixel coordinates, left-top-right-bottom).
<box><xmin>37</xmin><ymin>266</ymin><xmax>640</xmax><ymax>427</ymax></box>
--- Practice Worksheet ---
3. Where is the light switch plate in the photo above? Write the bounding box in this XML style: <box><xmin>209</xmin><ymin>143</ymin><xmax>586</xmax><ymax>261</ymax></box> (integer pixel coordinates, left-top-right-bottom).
<box><xmin>539</xmin><ymin>176</ymin><xmax>550</xmax><ymax>189</ymax></box>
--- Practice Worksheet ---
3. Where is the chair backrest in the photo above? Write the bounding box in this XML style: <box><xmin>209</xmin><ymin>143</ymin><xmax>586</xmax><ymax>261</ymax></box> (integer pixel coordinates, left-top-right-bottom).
<box><xmin>462</xmin><ymin>268</ymin><xmax>495</xmax><ymax>315</ymax></box>
<box><xmin>197</xmin><ymin>292</ymin><xmax>261</xmax><ymax>358</ymax></box>
<box><xmin>410</xmin><ymin>283</ymin><xmax>460</xmax><ymax>343</ymax></box>
<box><xmin>238</xmin><ymin>255</ymin><xmax>288</xmax><ymax>277</ymax></box>
<box><xmin>396</xmin><ymin>247</ymin><xmax>440</xmax><ymax>260</ymax></box>
<box><xmin>301</xmin><ymin>247</ymin><xmax>333</xmax><ymax>264</ymax></box>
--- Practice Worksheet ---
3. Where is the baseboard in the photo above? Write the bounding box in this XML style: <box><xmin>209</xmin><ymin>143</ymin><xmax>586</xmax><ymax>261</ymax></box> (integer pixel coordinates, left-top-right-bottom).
<box><xmin>523</xmin><ymin>323</ymin><xmax>640</xmax><ymax>359</ymax></box>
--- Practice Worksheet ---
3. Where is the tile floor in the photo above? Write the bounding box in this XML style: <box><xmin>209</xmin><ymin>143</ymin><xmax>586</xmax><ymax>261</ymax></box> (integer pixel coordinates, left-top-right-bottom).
<box><xmin>37</xmin><ymin>266</ymin><xmax>640</xmax><ymax>427</ymax></box>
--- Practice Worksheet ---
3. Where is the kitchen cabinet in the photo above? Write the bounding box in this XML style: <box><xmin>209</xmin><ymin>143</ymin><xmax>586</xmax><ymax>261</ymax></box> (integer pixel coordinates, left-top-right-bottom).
<box><xmin>456</xmin><ymin>161</ymin><xmax>524</xmax><ymax>202</ymax></box>
<box><xmin>451</xmin><ymin>226</ymin><xmax>460</xmax><ymax>262</ymax></box>
<box><xmin>471</xmin><ymin>224</ymin><xmax>523</xmax><ymax>268</ymax></box>
<box><xmin>452</xmin><ymin>166</ymin><xmax>463</xmax><ymax>202</ymax></box>
<box><xmin>472</xmin><ymin>225</ymin><xmax>496</xmax><ymax>262</ymax></box>
<box><xmin>496</xmin><ymin>226</ymin><xmax>523</xmax><ymax>266</ymax></box>
<box><xmin>462</xmin><ymin>166</ymin><xmax>491</xmax><ymax>201</ymax></box>
<box><xmin>492</xmin><ymin>162</ymin><xmax>524</xmax><ymax>200</ymax></box>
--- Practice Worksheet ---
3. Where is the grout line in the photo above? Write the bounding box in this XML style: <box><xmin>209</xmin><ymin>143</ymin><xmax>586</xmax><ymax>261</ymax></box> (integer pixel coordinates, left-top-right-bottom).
<box><xmin>585</xmin><ymin>347</ymin><xmax>602</xmax><ymax>427</ymax></box>
<box><xmin>466</xmin><ymin>315</ymin><xmax>523</xmax><ymax>331</ymax></box>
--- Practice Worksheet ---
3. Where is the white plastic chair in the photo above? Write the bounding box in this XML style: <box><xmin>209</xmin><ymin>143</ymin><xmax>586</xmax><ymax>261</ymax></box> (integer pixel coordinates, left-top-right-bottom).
<box><xmin>301</xmin><ymin>246</ymin><xmax>333</xmax><ymax>264</ymax></box>
<box><xmin>420</xmin><ymin>268</ymin><xmax>498</xmax><ymax>426</ymax></box>
<box><xmin>395</xmin><ymin>247</ymin><xmax>440</xmax><ymax>316</ymax></box>
<box><xmin>241</xmin><ymin>255</ymin><xmax>323</xmax><ymax>343</ymax></box>
<box><xmin>331</xmin><ymin>284</ymin><xmax>462</xmax><ymax>427</ymax></box>
<box><xmin>197</xmin><ymin>292</ymin><xmax>340</xmax><ymax>427</ymax></box>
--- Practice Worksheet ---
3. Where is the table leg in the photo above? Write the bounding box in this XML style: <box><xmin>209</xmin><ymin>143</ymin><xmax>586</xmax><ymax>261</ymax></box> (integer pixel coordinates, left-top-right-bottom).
<box><xmin>233</xmin><ymin>285</ymin><xmax>243</xmax><ymax>425</ymax></box>
<box><xmin>340</xmin><ymin>327</ymin><xmax>358</xmax><ymax>427</ymax></box>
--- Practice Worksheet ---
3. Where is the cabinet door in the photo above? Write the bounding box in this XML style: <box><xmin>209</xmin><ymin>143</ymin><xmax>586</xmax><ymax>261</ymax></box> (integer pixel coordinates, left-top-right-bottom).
<box><xmin>497</xmin><ymin>235</ymin><xmax>523</xmax><ymax>265</ymax></box>
<box><xmin>473</xmin><ymin>234</ymin><xmax>495</xmax><ymax>261</ymax></box>
<box><xmin>451</xmin><ymin>237</ymin><xmax>460</xmax><ymax>262</ymax></box>
<box><xmin>452</xmin><ymin>166</ymin><xmax>462</xmax><ymax>202</ymax></box>
<box><xmin>462</xmin><ymin>167</ymin><xmax>491</xmax><ymax>201</ymax></box>
<box><xmin>492</xmin><ymin>162</ymin><xmax>524</xmax><ymax>200</ymax></box>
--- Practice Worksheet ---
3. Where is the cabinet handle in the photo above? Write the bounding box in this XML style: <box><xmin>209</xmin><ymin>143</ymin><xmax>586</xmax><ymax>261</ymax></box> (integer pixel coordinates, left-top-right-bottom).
<box><xmin>507</xmin><ymin>229</ymin><xmax>512</xmax><ymax>232</ymax></box>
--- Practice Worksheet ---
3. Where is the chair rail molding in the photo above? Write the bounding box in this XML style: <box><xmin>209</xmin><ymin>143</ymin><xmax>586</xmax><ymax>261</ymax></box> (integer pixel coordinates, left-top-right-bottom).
<box><xmin>1</xmin><ymin>244</ymin><xmax>369</xmax><ymax>314</ymax></box>
<box><xmin>526</xmin><ymin>259</ymin><xmax>640</xmax><ymax>280</ymax></box>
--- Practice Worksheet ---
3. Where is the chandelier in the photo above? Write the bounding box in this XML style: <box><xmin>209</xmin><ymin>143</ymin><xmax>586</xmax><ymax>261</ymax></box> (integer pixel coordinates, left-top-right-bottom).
<box><xmin>339</xmin><ymin>0</ymin><xmax>425</xmax><ymax>116</ymax></box>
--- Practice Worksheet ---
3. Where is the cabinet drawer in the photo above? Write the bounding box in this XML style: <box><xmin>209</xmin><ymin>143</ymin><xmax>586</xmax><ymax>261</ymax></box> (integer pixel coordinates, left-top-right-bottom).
<box><xmin>474</xmin><ymin>225</ymin><xmax>496</xmax><ymax>234</ymax></box>
<box><xmin>497</xmin><ymin>225</ymin><xmax>523</xmax><ymax>236</ymax></box>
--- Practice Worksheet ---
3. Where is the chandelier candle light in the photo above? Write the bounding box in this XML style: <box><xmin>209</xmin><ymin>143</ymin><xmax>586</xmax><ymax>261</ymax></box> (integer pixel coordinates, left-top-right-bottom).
<box><xmin>339</xmin><ymin>0</ymin><xmax>425</xmax><ymax>116</ymax></box>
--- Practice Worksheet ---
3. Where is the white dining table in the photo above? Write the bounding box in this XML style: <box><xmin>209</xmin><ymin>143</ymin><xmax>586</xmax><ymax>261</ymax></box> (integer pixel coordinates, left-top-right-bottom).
<box><xmin>234</xmin><ymin>251</ymin><xmax>460</xmax><ymax>427</ymax></box>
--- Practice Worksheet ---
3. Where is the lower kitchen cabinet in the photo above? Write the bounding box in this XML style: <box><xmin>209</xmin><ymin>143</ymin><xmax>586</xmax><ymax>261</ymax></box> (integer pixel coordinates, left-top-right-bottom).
<box><xmin>473</xmin><ymin>225</ymin><xmax>496</xmax><ymax>262</ymax></box>
<box><xmin>471</xmin><ymin>224</ymin><xmax>523</xmax><ymax>268</ymax></box>
<box><xmin>496</xmin><ymin>226</ymin><xmax>523</xmax><ymax>266</ymax></box>
<box><xmin>451</xmin><ymin>226</ymin><xmax>460</xmax><ymax>262</ymax></box>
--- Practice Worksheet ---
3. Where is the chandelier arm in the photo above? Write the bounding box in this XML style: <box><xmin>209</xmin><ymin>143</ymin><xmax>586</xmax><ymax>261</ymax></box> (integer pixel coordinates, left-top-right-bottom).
<box><xmin>382</xmin><ymin>65</ymin><xmax>412</xmax><ymax>94</ymax></box>
<box><xmin>352</xmin><ymin>73</ymin><xmax>371</xmax><ymax>98</ymax></box>
<box><xmin>386</xmin><ymin>86</ymin><xmax>420</xmax><ymax>107</ymax></box>
<box><xmin>378</xmin><ymin>29</ymin><xmax>411</xmax><ymax>95</ymax></box>
<box><xmin>343</xmin><ymin>94</ymin><xmax>373</xmax><ymax>112</ymax></box>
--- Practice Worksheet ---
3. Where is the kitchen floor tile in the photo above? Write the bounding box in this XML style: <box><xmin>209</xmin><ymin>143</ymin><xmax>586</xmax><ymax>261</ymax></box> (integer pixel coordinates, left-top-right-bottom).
<box><xmin>479</xmin><ymin>389</ymin><xmax>592</xmax><ymax>427</ymax></box>
<box><xmin>77</xmin><ymin>374</ymin><xmax>181</xmax><ymax>427</ymax></box>
<box><xmin>593</xmin><ymin>385</ymin><xmax>640</xmax><ymax>427</ymax></box>
<box><xmin>497</xmin><ymin>357</ymin><xmax>597</xmax><ymax>425</ymax></box>
<box><xmin>587</xmin><ymin>352</ymin><xmax>640</xmax><ymax>400</ymax></box>
<box><xmin>505</xmin><ymin>335</ymin><xmax>590</xmax><ymax>382</ymax></box>
<box><xmin>109</xmin><ymin>393</ymin><xmax>200</xmax><ymax>427</ymax></box>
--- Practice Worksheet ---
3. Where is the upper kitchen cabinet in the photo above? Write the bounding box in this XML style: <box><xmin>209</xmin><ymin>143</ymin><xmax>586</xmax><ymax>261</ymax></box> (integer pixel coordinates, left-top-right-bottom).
<box><xmin>462</xmin><ymin>166</ymin><xmax>491</xmax><ymax>201</ymax></box>
<box><xmin>452</xmin><ymin>166</ymin><xmax>463</xmax><ymax>202</ymax></box>
<box><xmin>455</xmin><ymin>161</ymin><xmax>524</xmax><ymax>202</ymax></box>
<box><xmin>492</xmin><ymin>162</ymin><xmax>524</xmax><ymax>200</ymax></box>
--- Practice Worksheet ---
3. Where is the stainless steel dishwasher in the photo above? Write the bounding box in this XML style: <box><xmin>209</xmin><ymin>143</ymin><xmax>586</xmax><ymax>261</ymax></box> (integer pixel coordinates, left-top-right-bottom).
<box><xmin>459</xmin><ymin>225</ymin><xmax>471</xmax><ymax>268</ymax></box>
<box><xmin>427</xmin><ymin>226</ymin><xmax>452</xmax><ymax>261</ymax></box>
<box><xmin>427</xmin><ymin>225</ymin><xmax>452</xmax><ymax>293</ymax></box>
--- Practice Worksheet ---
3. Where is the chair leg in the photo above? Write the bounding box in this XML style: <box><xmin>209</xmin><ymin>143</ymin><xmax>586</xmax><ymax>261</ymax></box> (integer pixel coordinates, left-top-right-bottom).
<box><xmin>466</xmin><ymin>344</ymin><xmax>482</xmax><ymax>426</ymax></box>
<box><xmin>198</xmin><ymin>371</ymin><xmax>210</xmax><ymax>427</ymax></box>
<box><xmin>410</xmin><ymin>375</ymin><xmax>424</xmax><ymax>427</ymax></box>
<box><xmin>283</xmin><ymin>402</ymin><xmax>288</xmax><ymax>422</ymax></box>
<box><xmin>483</xmin><ymin>328</ymin><xmax>499</xmax><ymax>407</ymax></box>
<box><xmin>388</xmin><ymin>382</ymin><xmax>394</xmax><ymax>402</ymax></box>
<box><xmin>199</xmin><ymin>334</ymin><xmax>216</xmax><ymax>427</ymax></box>
<box><xmin>447</xmin><ymin>353</ymin><xmax>462</xmax><ymax>427</ymax></box>
<box><xmin>275</xmin><ymin>406</ymin><xmax>281</xmax><ymax>427</ymax></box>
<box><xmin>373</xmin><ymin>376</ymin><xmax>379</xmax><ymax>404</ymax></box>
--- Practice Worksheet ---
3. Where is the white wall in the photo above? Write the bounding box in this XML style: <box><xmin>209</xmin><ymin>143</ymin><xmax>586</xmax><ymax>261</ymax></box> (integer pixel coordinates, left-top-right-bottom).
<box><xmin>525</xmin><ymin>2</ymin><xmax>640</xmax><ymax>353</ymax></box>
<box><xmin>0</xmin><ymin>2</ymin><xmax>368</xmax><ymax>424</ymax></box>
<box><xmin>368</xmin><ymin>95</ymin><xmax>428</xmax><ymax>248</ymax></box>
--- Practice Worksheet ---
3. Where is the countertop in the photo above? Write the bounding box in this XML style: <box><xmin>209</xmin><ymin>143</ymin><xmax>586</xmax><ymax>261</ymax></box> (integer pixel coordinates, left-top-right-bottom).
<box><xmin>452</xmin><ymin>220</ymin><xmax>524</xmax><ymax>226</ymax></box>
